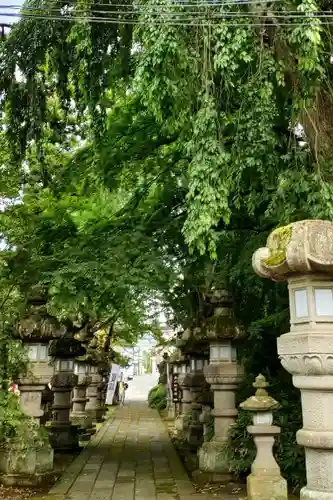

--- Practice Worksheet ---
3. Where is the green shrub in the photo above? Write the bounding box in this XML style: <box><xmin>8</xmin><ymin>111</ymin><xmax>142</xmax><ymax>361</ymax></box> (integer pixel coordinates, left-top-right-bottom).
<box><xmin>148</xmin><ymin>384</ymin><xmax>167</xmax><ymax>411</ymax></box>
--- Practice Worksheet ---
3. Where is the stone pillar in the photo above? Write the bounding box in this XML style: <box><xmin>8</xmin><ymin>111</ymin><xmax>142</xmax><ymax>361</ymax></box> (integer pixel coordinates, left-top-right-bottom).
<box><xmin>48</xmin><ymin>357</ymin><xmax>79</xmax><ymax>451</ymax></box>
<box><xmin>86</xmin><ymin>364</ymin><xmax>103</xmax><ymax>422</ymax></box>
<box><xmin>17</xmin><ymin>342</ymin><xmax>54</xmax><ymax>424</ymax></box>
<box><xmin>240</xmin><ymin>374</ymin><xmax>287</xmax><ymax>500</ymax></box>
<box><xmin>198</xmin><ymin>291</ymin><xmax>243</xmax><ymax>482</ymax></box>
<box><xmin>252</xmin><ymin>219</ymin><xmax>333</xmax><ymax>500</ymax></box>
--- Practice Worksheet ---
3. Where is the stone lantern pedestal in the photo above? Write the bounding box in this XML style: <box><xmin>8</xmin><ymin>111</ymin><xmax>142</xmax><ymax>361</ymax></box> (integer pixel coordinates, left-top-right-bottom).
<box><xmin>198</xmin><ymin>291</ymin><xmax>243</xmax><ymax>482</ymax></box>
<box><xmin>253</xmin><ymin>219</ymin><xmax>333</xmax><ymax>500</ymax></box>
<box><xmin>241</xmin><ymin>374</ymin><xmax>287</xmax><ymax>500</ymax></box>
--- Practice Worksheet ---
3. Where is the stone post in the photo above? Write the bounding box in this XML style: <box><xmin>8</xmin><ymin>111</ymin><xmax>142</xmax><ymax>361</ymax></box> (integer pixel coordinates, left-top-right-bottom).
<box><xmin>252</xmin><ymin>219</ymin><xmax>333</xmax><ymax>500</ymax></box>
<box><xmin>86</xmin><ymin>364</ymin><xmax>103</xmax><ymax>422</ymax></box>
<box><xmin>240</xmin><ymin>374</ymin><xmax>287</xmax><ymax>500</ymax></box>
<box><xmin>198</xmin><ymin>290</ymin><xmax>243</xmax><ymax>482</ymax></box>
<box><xmin>48</xmin><ymin>356</ymin><xmax>79</xmax><ymax>451</ymax></box>
<box><xmin>169</xmin><ymin>350</ymin><xmax>185</xmax><ymax>417</ymax></box>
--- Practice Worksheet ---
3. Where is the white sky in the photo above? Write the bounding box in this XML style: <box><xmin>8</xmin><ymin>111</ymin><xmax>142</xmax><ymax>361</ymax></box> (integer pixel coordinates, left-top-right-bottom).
<box><xmin>0</xmin><ymin>0</ymin><xmax>23</xmax><ymax>26</ymax></box>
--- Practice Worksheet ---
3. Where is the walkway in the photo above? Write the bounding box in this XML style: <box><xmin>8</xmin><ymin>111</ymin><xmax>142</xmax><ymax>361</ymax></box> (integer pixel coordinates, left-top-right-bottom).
<box><xmin>47</xmin><ymin>402</ymin><xmax>199</xmax><ymax>500</ymax></box>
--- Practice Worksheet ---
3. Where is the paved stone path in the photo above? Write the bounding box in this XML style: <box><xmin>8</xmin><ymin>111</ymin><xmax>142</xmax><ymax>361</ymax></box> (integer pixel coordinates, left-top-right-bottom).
<box><xmin>47</xmin><ymin>402</ymin><xmax>200</xmax><ymax>500</ymax></box>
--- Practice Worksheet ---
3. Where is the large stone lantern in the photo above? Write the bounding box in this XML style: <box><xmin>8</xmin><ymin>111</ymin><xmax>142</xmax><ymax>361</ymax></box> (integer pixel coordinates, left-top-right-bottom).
<box><xmin>253</xmin><ymin>219</ymin><xmax>333</xmax><ymax>500</ymax></box>
<box><xmin>16</xmin><ymin>294</ymin><xmax>65</xmax><ymax>423</ymax></box>
<box><xmin>198</xmin><ymin>289</ymin><xmax>243</xmax><ymax>482</ymax></box>
<box><xmin>71</xmin><ymin>361</ymin><xmax>92</xmax><ymax>441</ymax></box>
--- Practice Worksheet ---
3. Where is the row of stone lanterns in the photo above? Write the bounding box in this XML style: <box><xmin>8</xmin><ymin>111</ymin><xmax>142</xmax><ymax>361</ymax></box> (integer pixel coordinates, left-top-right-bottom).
<box><xmin>4</xmin><ymin>294</ymin><xmax>109</xmax><ymax>485</ymax></box>
<box><xmin>170</xmin><ymin>219</ymin><xmax>333</xmax><ymax>500</ymax></box>
<box><xmin>170</xmin><ymin>289</ymin><xmax>243</xmax><ymax>481</ymax></box>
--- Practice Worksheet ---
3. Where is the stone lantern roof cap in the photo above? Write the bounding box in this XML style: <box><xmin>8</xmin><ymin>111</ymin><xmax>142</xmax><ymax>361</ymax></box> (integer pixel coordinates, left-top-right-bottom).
<box><xmin>240</xmin><ymin>374</ymin><xmax>279</xmax><ymax>412</ymax></box>
<box><xmin>252</xmin><ymin>220</ymin><xmax>333</xmax><ymax>282</ymax></box>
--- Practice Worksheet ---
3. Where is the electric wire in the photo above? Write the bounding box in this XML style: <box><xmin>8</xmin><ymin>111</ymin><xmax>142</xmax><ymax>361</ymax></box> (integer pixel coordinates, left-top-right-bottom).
<box><xmin>0</xmin><ymin>0</ymin><xmax>327</xmax><ymax>26</ymax></box>
<box><xmin>0</xmin><ymin>13</ymin><xmax>327</xmax><ymax>26</ymax></box>
<box><xmin>0</xmin><ymin>6</ymin><xmax>330</xmax><ymax>16</ymax></box>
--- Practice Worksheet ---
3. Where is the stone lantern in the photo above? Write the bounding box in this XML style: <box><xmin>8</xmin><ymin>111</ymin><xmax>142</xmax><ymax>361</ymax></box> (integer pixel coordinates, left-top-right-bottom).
<box><xmin>85</xmin><ymin>364</ymin><xmax>103</xmax><ymax>422</ymax></box>
<box><xmin>198</xmin><ymin>289</ymin><xmax>243</xmax><ymax>482</ymax></box>
<box><xmin>71</xmin><ymin>361</ymin><xmax>93</xmax><ymax>441</ymax></box>
<box><xmin>240</xmin><ymin>374</ymin><xmax>287</xmax><ymax>500</ymax></box>
<box><xmin>252</xmin><ymin>219</ymin><xmax>333</xmax><ymax>500</ymax></box>
<box><xmin>16</xmin><ymin>293</ymin><xmax>65</xmax><ymax>424</ymax></box>
<box><xmin>47</xmin><ymin>338</ymin><xmax>84</xmax><ymax>451</ymax></box>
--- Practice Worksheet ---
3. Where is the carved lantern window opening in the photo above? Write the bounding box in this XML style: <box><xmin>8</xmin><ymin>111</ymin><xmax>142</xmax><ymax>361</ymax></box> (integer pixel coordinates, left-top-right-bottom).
<box><xmin>55</xmin><ymin>358</ymin><xmax>74</xmax><ymax>372</ymax></box>
<box><xmin>289</xmin><ymin>275</ymin><xmax>333</xmax><ymax>328</ymax></box>
<box><xmin>28</xmin><ymin>343</ymin><xmax>50</xmax><ymax>363</ymax></box>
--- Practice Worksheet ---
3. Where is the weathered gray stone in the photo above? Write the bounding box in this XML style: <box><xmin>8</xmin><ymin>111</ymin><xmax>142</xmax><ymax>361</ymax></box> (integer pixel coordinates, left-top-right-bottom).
<box><xmin>253</xmin><ymin>220</ymin><xmax>333</xmax><ymax>500</ymax></box>
<box><xmin>0</xmin><ymin>444</ymin><xmax>54</xmax><ymax>486</ymax></box>
<box><xmin>48</xmin><ymin>369</ymin><xmax>80</xmax><ymax>451</ymax></box>
<box><xmin>198</xmin><ymin>290</ymin><xmax>243</xmax><ymax>481</ymax></box>
<box><xmin>241</xmin><ymin>375</ymin><xmax>287</xmax><ymax>500</ymax></box>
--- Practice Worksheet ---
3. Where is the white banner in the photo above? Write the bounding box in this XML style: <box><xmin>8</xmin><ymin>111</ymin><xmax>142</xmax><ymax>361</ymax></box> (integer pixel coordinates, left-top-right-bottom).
<box><xmin>105</xmin><ymin>363</ymin><xmax>121</xmax><ymax>405</ymax></box>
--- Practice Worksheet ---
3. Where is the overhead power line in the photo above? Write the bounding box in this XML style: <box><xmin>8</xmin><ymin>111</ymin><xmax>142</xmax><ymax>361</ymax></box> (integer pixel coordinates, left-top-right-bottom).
<box><xmin>0</xmin><ymin>5</ymin><xmax>329</xmax><ymax>15</ymax></box>
<box><xmin>0</xmin><ymin>12</ymin><xmax>326</xmax><ymax>25</ymax></box>
<box><xmin>0</xmin><ymin>0</ymin><xmax>288</xmax><ymax>10</ymax></box>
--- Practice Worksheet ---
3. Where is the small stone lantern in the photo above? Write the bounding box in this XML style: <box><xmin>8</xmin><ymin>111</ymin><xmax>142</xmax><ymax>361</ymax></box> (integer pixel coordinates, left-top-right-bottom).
<box><xmin>240</xmin><ymin>374</ymin><xmax>287</xmax><ymax>500</ymax></box>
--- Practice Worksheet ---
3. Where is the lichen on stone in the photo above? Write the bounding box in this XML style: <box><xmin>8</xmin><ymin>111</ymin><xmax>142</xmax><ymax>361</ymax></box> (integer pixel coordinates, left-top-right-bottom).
<box><xmin>262</xmin><ymin>224</ymin><xmax>292</xmax><ymax>266</ymax></box>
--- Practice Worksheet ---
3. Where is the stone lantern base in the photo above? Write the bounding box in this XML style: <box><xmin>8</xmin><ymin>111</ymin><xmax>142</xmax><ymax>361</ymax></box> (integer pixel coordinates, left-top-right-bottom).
<box><xmin>0</xmin><ymin>444</ymin><xmax>54</xmax><ymax>486</ymax></box>
<box><xmin>47</xmin><ymin>422</ymin><xmax>80</xmax><ymax>452</ymax></box>
<box><xmin>247</xmin><ymin>474</ymin><xmax>287</xmax><ymax>500</ymax></box>
<box><xmin>197</xmin><ymin>439</ymin><xmax>231</xmax><ymax>482</ymax></box>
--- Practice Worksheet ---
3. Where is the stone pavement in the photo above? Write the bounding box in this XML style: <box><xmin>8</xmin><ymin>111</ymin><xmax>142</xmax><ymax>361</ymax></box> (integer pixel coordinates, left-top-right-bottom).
<box><xmin>46</xmin><ymin>402</ymin><xmax>201</xmax><ymax>500</ymax></box>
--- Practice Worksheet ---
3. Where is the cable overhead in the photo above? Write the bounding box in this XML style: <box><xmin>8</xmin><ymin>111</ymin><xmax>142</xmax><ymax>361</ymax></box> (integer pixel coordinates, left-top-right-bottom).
<box><xmin>0</xmin><ymin>13</ymin><xmax>326</xmax><ymax>26</ymax></box>
<box><xmin>0</xmin><ymin>6</ymin><xmax>329</xmax><ymax>15</ymax></box>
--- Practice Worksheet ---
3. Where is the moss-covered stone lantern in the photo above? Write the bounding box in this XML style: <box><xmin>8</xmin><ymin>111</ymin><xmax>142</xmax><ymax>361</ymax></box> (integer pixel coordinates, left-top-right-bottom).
<box><xmin>253</xmin><ymin>219</ymin><xmax>333</xmax><ymax>500</ymax></box>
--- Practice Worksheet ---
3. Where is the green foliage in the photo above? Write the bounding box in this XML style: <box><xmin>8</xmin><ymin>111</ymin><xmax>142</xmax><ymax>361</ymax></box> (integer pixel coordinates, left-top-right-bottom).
<box><xmin>148</xmin><ymin>384</ymin><xmax>167</xmax><ymax>411</ymax></box>
<box><xmin>1</xmin><ymin>0</ymin><xmax>332</xmax><ymax>488</ymax></box>
<box><xmin>0</xmin><ymin>393</ymin><xmax>49</xmax><ymax>453</ymax></box>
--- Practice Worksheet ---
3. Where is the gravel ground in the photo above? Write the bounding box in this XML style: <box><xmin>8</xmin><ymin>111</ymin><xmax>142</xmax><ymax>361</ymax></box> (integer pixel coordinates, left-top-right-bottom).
<box><xmin>0</xmin><ymin>486</ymin><xmax>45</xmax><ymax>500</ymax></box>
